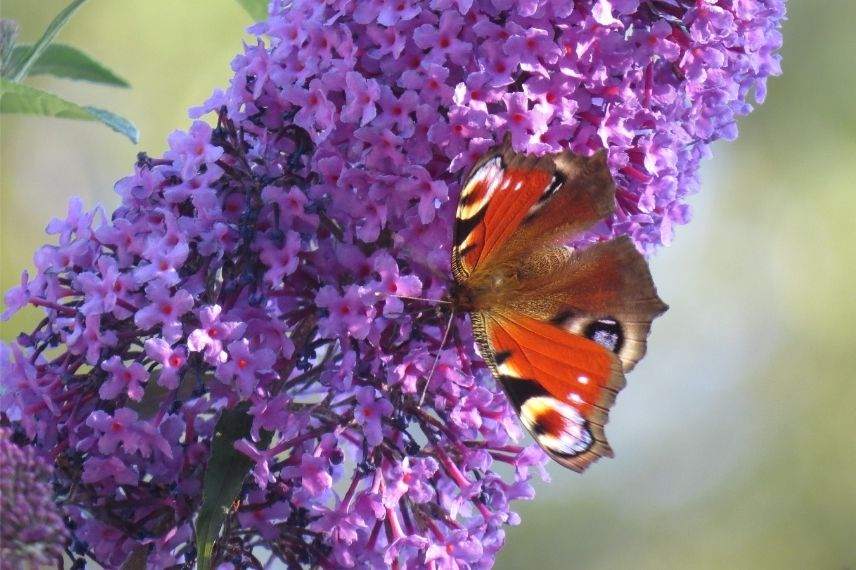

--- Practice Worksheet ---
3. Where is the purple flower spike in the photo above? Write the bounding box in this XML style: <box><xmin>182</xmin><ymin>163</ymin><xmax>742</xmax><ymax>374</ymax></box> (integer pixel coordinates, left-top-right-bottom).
<box><xmin>0</xmin><ymin>429</ymin><xmax>70</xmax><ymax>567</ymax></box>
<box><xmin>1</xmin><ymin>0</ymin><xmax>784</xmax><ymax>566</ymax></box>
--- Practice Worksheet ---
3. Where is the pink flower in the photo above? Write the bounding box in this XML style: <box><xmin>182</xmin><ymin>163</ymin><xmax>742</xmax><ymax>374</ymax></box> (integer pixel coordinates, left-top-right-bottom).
<box><xmin>316</xmin><ymin>285</ymin><xmax>376</xmax><ymax>340</ymax></box>
<box><xmin>428</xmin><ymin>104</ymin><xmax>490</xmax><ymax>161</ymax></box>
<box><xmin>1</xmin><ymin>271</ymin><xmax>29</xmax><ymax>321</ymax></box>
<box><xmin>247</xmin><ymin>394</ymin><xmax>291</xmax><ymax>440</ymax></box>
<box><xmin>354</xmin><ymin>127</ymin><xmax>405</xmax><ymax>172</ymax></box>
<box><xmin>504</xmin><ymin>25</ymin><xmax>561</xmax><ymax>74</ymax></box>
<box><xmin>46</xmin><ymin>197</ymin><xmax>94</xmax><ymax>245</ymax></box>
<box><xmin>144</xmin><ymin>338</ymin><xmax>187</xmax><ymax>390</ymax></box>
<box><xmin>75</xmin><ymin>257</ymin><xmax>134</xmax><ymax>317</ymax></box>
<box><xmin>216</xmin><ymin>339</ymin><xmax>277</xmax><ymax>398</ymax></box>
<box><xmin>99</xmin><ymin>356</ymin><xmax>149</xmax><ymax>401</ymax></box>
<box><xmin>65</xmin><ymin>313</ymin><xmax>119</xmax><ymax>365</ymax></box>
<box><xmin>413</xmin><ymin>11</ymin><xmax>471</xmax><ymax>65</ymax></box>
<box><xmin>134</xmin><ymin>241</ymin><xmax>189</xmax><ymax>287</ymax></box>
<box><xmin>165</xmin><ymin>121</ymin><xmax>224</xmax><ymax>180</ymax></box>
<box><xmin>260</xmin><ymin>185</ymin><xmax>318</xmax><ymax>230</ymax></box>
<box><xmin>501</xmin><ymin>91</ymin><xmax>551</xmax><ymax>148</ymax></box>
<box><xmin>283</xmin><ymin>78</ymin><xmax>337</xmax><ymax>142</ymax></box>
<box><xmin>236</xmin><ymin>496</ymin><xmax>291</xmax><ymax>540</ymax></box>
<box><xmin>376</xmin><ymin>87</ymin><xmax>419</xmax><ymax>137</ymax></box>
<box><xmin>370</xmin><ymin>252</ymin><xmax>423</xmax><ymax>316</ymax></box>
<box><xmin>453</xmin><ymin>71</ymin><xmax>502</xmax><ymax>112</ymax></box>
<box><xmin>354</xmin><ymin>387</ymin><xmax>393</xmax><ymax>447</ymax></box>
<box><xmin>400</xmin><ymin>62</ymin><xmax>454</xmax><ymax>104</ymax></box>
<box><xmin>234</xmin><ymin>439</ymin><xmax>275</xmax><ymax>489</ymax></box>
<box><xmin>187</xmin><ymin>305</ymin><xmax>245</xmax><ymax>364</ymax></box>
<box><xmin>134</xmin><ymin>282</ymin><xmax>193</xmax><ymax>343</ymax></box>
<box><xmin>258</xmin><ymin>230</ymin><xmax>302</xmax><ymax>285</ymax></box>
<box><xmin>479</xmin><ymin>40</ymin><xmax>520</xmax><ymax>87</ymax></box>
<box><xmin>341</xmin><ymin>72</ymin><xmax>380</xmax><ymax>127</ymax></box>
<box><xmin>365</xmin><ymin>24</ymin><xmax>406</xmax><ymax>60</ymax></box>
<box><xmin>424</xmin><ymin>529</ymin><xmax>484</xmax><ymax>566</ymax></box>
<box><xmin>282</xmin><ymin>454</ymin><xmax>333</xmax><ymax>497</ymax></box>
<box><xmin>86</xmin><ymin>408</ymin><xmax>172</xmax><ymax>459</ymax></box>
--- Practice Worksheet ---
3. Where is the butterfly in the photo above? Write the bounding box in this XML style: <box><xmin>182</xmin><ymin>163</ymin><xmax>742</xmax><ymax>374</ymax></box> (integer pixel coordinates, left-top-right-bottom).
<box><xmin>447</xmin><ymin>141</ymin><xmax>668</xmax><ymax>472</ymax></box>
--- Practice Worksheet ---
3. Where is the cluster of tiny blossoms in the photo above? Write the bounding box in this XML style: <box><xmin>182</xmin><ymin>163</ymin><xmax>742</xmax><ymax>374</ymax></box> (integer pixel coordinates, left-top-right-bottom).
<box><xmin>0</xmin><ymin>0</ymin><xmax>784</xmax><ymax>567</ymax></box>
<box><xmin>0</xmin><ymin>427</ymin><xmax>69</xmax><ymax>568</ymax></box>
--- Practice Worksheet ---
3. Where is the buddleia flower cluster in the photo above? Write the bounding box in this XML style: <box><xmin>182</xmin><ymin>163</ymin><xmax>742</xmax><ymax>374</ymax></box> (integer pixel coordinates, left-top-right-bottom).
<box><xmin>0</xmin><ymin>0</ymin><xmax>784</xmax><ymax>567</ymax></box>
<box><xmin>0</xmin><ymin>427</ymin><xmax>69</xmax><ymax>568</ymax></box>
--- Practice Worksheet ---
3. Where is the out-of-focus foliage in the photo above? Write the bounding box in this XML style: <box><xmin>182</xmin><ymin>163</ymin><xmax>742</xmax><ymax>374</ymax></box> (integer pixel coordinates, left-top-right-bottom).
<box><xmin>1</xmin><ymin>0</ymin><xmax>138</xmax><ymax>141</ymax></box>
<box><xmin>233</xmin><ymin>0</ymin><xmax>269</xmax><ymax>21</ymax></box>
<box><xmin>0</xmin><ymin>1</ymin><xmax>852</xmax><ymax>569</ymax></box>
<box><xmin>1</xmin><ymin>0</ymin><xmax>251</xmax><ymax>340</ymax></box>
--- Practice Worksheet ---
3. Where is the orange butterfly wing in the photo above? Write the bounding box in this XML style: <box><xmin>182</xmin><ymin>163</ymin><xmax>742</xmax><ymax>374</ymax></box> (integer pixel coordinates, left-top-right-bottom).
<box><xmin>472</xmin><ymin>311</ymin><xmax>624</xmax><ymax>471</ymax></box>
<box><xmin>452</xmin><ymin>143</ymin><xmax>667</xmax><ymax>472</ymax></box>
<box><xmin>452</xmin><ymin>142</ymin><xmax>614</xmax><ymax>281</ymax></box>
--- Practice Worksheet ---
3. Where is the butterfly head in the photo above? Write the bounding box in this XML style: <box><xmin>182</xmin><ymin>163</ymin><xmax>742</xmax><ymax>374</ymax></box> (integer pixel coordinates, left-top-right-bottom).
<box><xmin>449</xmin><ymin>281</ymin><xmax>477</xmax><ymax>313</ymax></box>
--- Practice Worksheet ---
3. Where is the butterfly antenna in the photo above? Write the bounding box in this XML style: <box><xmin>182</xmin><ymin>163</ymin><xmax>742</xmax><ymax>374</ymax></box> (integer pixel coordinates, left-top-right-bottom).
<box><xmin>374</xmin><ymin>292</ymin><xmax>452</xmax><ymax>305</ymax></box>
<box><xmin>418</xmin><ymin>309</ymin><xmax>456</xmax><ymax>407</ymax></box>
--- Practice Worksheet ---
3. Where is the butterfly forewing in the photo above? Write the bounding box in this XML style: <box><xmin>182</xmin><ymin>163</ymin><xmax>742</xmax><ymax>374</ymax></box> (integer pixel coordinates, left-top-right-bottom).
<box><xmin>453</xmin><ymin>142</ymin><xmax>614</xmax><ymax>281</ymax></box>
<box><xmin>452</xmin><ymin>142</ymin><xmax>668</xmax><ymax>472</ymax></box>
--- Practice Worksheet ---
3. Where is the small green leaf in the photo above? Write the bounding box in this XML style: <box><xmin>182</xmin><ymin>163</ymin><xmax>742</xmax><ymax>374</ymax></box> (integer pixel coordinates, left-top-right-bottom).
<box><xmin>0</xmin><ymin>79</ymin><xmax>138</xmax><ymax>143</ymax></box>
<box><xmin>10</xmin><ymin>43</ymin><xmax>129</xmax><ymax>87</ymax></box>
<box><xmin>8</xmin><ymin>0</ymin><xmax>89</xmax><ymax>82</ymax></box>
<box><xmin>234</xmin><ymin>0</ymin><xmax>269</xmax><ymax>22</ymax></box>
<box><xmin>196</xmin><ymin>405</ymin><xmax>268</xmax><ymax>570</ymax></box>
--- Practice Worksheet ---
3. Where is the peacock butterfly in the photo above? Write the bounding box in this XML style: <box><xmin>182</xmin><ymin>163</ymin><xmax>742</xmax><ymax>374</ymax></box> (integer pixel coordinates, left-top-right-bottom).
<box><xmin>445</xmin><ymin>141</ymin><xmax>668</xmax><ymax>472</ymax></box>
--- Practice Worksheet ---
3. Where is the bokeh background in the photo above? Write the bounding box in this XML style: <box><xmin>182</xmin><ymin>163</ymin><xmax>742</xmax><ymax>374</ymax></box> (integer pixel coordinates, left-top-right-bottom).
<box><xmin>1</xmin><ymin>1</ymin><xmax>854</xmax><ymax>568</ymax></box>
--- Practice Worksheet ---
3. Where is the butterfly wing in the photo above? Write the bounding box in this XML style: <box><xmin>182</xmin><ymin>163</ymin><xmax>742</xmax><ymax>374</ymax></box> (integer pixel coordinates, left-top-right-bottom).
<box><xmin>453</xmin><ymin>143</ymin><xmax>667</xmax><ymax>472</ymax></box>
<box><xmin>452</xmin><ymin>142</ymin><xmax>614</xmax><ymax>281</ymax></box>
<box><xmin>511</xmin><ymin>236</ymin><xmax>668</xmax><ymax>372</ymax></box>
<box><xmin>472</xmin><ymin>237</ymin><xmax>667</xmax><ymax>471</ymax></box>
<box><xmin>471</xmin><ymin>310</ymin><xmax>624</xmax><ymax>472</ymax></box>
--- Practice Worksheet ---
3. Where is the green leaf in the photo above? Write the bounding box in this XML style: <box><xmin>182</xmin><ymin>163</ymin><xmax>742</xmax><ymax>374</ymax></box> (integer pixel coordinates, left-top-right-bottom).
<box><xmin>234</xmin><ymin>0</ymin><xmax>268</xmax><ymax>22</ymax></box>
<box><xmin>8</xmin><ymin>0</ymin><xmax>89</xmax><ymax>82</ymax></box>
<box><xmin>196</xmin><ymin>405</ymin><xmax>264</xmax><ymax>570</ymax></box>
<box><xmin>10</xmin><ymin>43</ymin><xmax>129</xmax><ymax>87</ymax></box>
<box><xmin>0</xmin><ymin>79</ymin><xmax>138</xmax><ymax>143</ymax></box>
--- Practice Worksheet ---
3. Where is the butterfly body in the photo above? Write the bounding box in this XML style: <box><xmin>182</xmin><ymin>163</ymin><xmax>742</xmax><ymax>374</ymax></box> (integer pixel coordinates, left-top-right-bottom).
<box><xmin>449</xmin><ymin>142</ymin><xmax>668</xmax><ymax>472</ymax></box>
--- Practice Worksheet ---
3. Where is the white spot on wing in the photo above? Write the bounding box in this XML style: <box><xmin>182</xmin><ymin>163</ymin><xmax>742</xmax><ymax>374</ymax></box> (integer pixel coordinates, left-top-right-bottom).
<box><xmin>497</xmin><ymin>362</ymin><xmax>514</xmax><ymax>376</ymax></box>
<box><xmin>458</xmin><ymin>157</ymin><xmax>502</xmax><ymax>220</ymax></box>
<box><xmin>521</xmin><ymin>396</ymin><xmax>592</xmax><ymax>456</ymax></box>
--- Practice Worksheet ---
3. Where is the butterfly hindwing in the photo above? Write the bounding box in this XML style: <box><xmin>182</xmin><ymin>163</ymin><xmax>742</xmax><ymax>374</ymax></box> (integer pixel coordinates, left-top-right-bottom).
<box><xmin>509</xmin><ymin>236</ymin><xmax>668</xmax><ymax>372</ymax></box>
<box><xmin>471</xmin><ymin>310</ymin><xmax>624</xmax><ymax>472</ymax></box>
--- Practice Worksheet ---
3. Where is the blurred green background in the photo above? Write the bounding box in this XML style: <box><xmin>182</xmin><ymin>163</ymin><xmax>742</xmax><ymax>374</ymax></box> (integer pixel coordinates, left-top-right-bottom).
<box><xmin>1</xmin><ymin>1</ymin><xmax>854</xmax><ymax>569</ymax></box>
